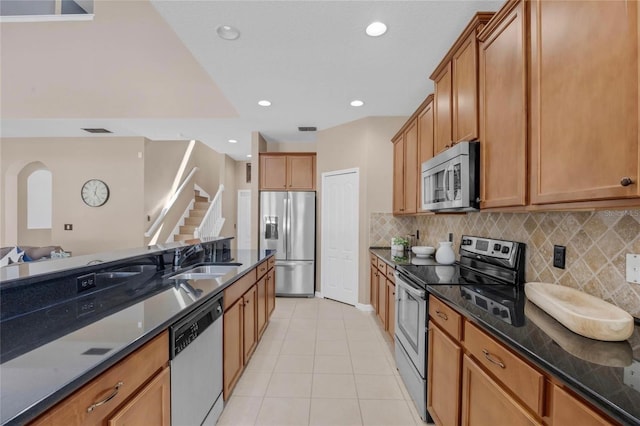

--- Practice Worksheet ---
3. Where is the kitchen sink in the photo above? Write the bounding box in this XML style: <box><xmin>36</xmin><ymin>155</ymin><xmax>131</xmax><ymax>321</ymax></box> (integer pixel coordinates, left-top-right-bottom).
<box><xmin>169</xmin><ymin>265</ymin><xmax>239</xmax><ymax>280</ymax></box>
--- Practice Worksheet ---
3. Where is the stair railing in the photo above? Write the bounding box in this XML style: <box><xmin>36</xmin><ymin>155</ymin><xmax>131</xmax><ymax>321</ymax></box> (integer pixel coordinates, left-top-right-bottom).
<box><xmin>145</xmin><ymin>167</ymin><xmax>199</xmax><ymax>238</ymax></box>
<box><xmin>195</xmin><ymin>184</ymin><xmax>225</xmax><ymax>239</ymax></box>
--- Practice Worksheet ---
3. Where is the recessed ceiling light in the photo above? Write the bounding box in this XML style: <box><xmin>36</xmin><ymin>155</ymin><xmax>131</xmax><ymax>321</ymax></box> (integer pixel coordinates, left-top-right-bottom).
<box><xmin>350</xmin><ymin>100</ymin><xmax>365</xmax><ymax>107</ymax></box>
<box><xmin>216</xmin><ymin>25</ymin><xmax>240</xmax><ymax>40</ymax></box>
<box><xmin>366</xmin><ymin>21</ymin><xmax>387</xmax><ymax>37</ymax></box>
<box><xmin>228</xmin><ymin>139</ymin><xmax>237</xmax><ymax>143</ymax></box>
<box><xmin>247</xmin><ymin>154</ymin><xmax>252</xmax><ymax>158</ymax></box>
<box><xmin>258</xmin><ymin>100</ymin><xmax>271</xmax><ymax>107</ymax></box>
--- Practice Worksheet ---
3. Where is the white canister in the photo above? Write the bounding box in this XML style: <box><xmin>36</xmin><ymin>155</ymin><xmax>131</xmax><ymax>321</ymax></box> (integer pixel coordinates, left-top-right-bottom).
<box><xmin>435</xmin><ymin>241</ymin><xmax>455</xmax><ymax>265</ymax></box>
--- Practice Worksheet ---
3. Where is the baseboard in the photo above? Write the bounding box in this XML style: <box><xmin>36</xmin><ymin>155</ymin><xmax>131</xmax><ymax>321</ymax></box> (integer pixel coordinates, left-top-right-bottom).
<box><xmin>356</xmin><ymin>303</ymin><xmax>374</xmax><ymax>312</ymax></box>
<box><xmin>315</xmin><ymin>291</ymin><xmax>324</xmax><ymax>298</ymax></box>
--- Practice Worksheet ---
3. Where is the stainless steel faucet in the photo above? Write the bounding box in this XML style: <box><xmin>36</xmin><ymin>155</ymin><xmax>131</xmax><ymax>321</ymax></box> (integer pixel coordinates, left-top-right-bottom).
<box><xmin>173</xmin><ymin>244</ymin><xmax>203</xmax><ymax>270</ymax></box>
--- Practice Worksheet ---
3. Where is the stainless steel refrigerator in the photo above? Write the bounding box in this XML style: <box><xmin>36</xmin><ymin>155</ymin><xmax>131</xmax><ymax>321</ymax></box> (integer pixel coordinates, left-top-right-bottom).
<box><xmin>259</xmin><ymin>191</ymin><xmax>315</xmax><ymax>297</ymax></box>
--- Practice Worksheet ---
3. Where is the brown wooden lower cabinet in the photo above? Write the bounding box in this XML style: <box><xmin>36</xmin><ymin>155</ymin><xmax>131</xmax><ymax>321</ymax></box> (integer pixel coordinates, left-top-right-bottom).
<box><xmin>242</xmin><ymin>285</ymin><xmax>258</xmax><ymax>363</ymax></box>
<box><xmin>377</xmin><ymin>271</ymin><xmax>387</xmax><ymax>326</ymax></box>
<box><xmin>461</xmin><ymin>354</ymin><xmax>541</xmax><ymax>426</ymax></box>
<box><xmin>223</xmin><ymin>258</ymin><xmax>277</xmax><ymax>400</ymax></box>
<box><xmin>223</xmin><ymin>297</ymin><xmax>244</xmax><ymax>399</ymax></box>
<box><xmin>30</xmin><ymin>332</ymin><xmax>169</xmax><ymax>426</ymax></box>
<box><xmin>267</xmin><ymin>268</ymin><xmax>275</xmax><ymax>316</ymax></box>
<box><xmin>386</xmin><ymin>280</ymin><xmax>395</xmax><ymax>341</ymax></box>
<box><xmin>552</xmin><ymin>385</ymin><xmax>613</xmax><ymax>426</ymax></box>
<box><xmin>257</xmin><ymin>275</ymin><xmax>267</xmax><ymax>338</ymax></box>
<box><xmin>428</xmin><ymin>322</ymin><xmax>462</xmax><ymax>426</ymax></box>
<box><xmin>370</xmin><ymin>264</ymin><xmax>379</xmax><ymax>312</ymax></box>
<box><xmin>426</xmin><ymin>294</ymin><xmax>619</xmax><ymax>426</ymax></box>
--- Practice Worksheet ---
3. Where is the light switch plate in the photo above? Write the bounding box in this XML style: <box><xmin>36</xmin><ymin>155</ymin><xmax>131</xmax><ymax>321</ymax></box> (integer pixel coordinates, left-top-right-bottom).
<box><xmin>626</xmin><ymin>254</ymin><xmax>640</xmax><ymax>284</ymax></box>
<box><xmin>624</xmin><ymin>360</ymin><xmax>640</xmax><ymax>390</ymax></box>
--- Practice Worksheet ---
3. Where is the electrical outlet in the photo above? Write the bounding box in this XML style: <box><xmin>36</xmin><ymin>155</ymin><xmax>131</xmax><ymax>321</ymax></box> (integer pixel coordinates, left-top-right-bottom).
<box><xmin>553</xmin><ymin>245</ymin><xmax>566</xmax><ymax>269</ymax></box>
<box><xmin>77</xmin><ymin>273</ymin><xmax>96</xmax><ymax>293</ymax></box>
<box><xmin>64</xmin><ymin>224</ymin><xmax>73</xmax><ymax>231</ymax></box>
<box><xmin>626</xmin><ymin>254</ymin><xmax>640</xmax><ymax>284</ymax></box>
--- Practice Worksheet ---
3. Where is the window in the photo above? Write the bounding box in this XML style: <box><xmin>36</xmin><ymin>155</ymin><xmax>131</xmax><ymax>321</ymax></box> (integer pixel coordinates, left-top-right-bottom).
<box><xmin>27</xmin><ymin>169</ymin><xmax>52</xmax><ymax>229</ymax></box>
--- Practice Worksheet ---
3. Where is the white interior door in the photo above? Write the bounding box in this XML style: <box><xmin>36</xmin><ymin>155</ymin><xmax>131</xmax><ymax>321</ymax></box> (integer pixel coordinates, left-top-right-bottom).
<box><xmin>321</xmin><ymin>169</ymin><xmax>359</xmax><ymax>305</ymax></box>
<box><xmin>237</xmin><ymin>190</ymin><xmax>251</xmax><ymax>250</ymax></box>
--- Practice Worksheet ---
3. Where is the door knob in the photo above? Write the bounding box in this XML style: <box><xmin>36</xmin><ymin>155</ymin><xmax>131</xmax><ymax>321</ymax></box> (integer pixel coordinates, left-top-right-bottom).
<box><xmin>620</xmin><ymin>177</ymin><xmax>634</xmax><ymax>187</ymax></box>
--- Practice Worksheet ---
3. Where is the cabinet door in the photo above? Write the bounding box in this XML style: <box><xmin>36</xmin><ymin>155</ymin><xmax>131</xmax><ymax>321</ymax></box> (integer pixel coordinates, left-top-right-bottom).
<box><xmin>386</xmin><ymin>280</ymin><xmax>395</xmax><ymax>341</ymax></box>
<box><xmin>404</xmin><ymin>119</ymin><xmax>419</xmax><ymax>214</ymax></box>
<box><xmin>223</xmin><ymin>299</ymin><xmax>244</xmax><ymax>399</ymax></box>
<box><xmin>427</xmin><ymin>323</ymin><xmax>462</xmax><ymax>426</ymax></box>
<box><xmin>287</xmin><ymin>155</ymin><xmax>316</xmax><ymax>190</ymax></box>
<box><xmin>530</xmin><ymin>0</ymin><xmax>640</xmax><ymax>204</ymax></box>
<box><xmin>267</xmin><ymin>268</ymin><xmax>276</xmax><ymax>317</ymax></box>
<box><xmin>418</xmin><ymin>100</ymin><xmax>435</xmax><ymax>166</ymax></box>
<box><xmin>377</xmin><ymin>270</ymin><xmax>387</xmax><ymax>327</ymax></box>
<box><xmin>453</xmin><ymin>32</ymin><xmax>480</xmax><ymax>143</ymax></box>
<box><xmin>257</xmin><ymin>275</ymin><xmax>267</xmax><ymax>338</ymax></box>
<box><xmin>108</xmin><ymin>367</ymin><xmax>170</xmax><ymax>426</ymax></box>
<box><xmin>393</xmin><ymin>137</ymin><xmax>405</xmax><ymax>214</ymax></box>
<box><xmin>552</xmin><ymin>385</ymin><xmax>612</xmax><ymax>426</ymax></box>
<box><xmin>30</xmin><ymin>332</ymin><xmax>168</xmax><ymax>426</ymax></box>
<box><xmin>260</xmin><ymin>155</ymin><xmax>287</xmax><ymax>190</ymax></box>
<box><xmin>243</xmin><ymin>285</ymin><xmax>258</xmax><ymax>363</ymax></box>
<box><xmin>370</xmin><ymin>265</ymin><xmax>379</xmax><ymax>311</ymax></box>
<box><xmin>479</xmin><ymin>0</ymin><xmax>527</xmax><ymax>209</ymax></box>
<box><xmin>461</xmin><ymin>355</ymin><xmax>541</xmax><ymax>426</ymax></box>
<box><xmin>434</xmin><ymin>62</ymin><xmax>453</xmax><ymax>154</ymax></box>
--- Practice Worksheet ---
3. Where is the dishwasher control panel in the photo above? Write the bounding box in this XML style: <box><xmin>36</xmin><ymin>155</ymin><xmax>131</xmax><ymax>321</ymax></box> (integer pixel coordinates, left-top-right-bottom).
<box><xmin>170</xmin><ymin>295</ymin><xmax>223</xmax><ymax>358</ymax></box>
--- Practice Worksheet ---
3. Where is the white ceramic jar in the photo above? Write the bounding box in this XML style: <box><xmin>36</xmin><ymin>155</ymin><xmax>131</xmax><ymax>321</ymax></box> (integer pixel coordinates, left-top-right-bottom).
<box><xmin>435</xmin><ymin>241</ymin><xmax>455</xmax><ymax>265</ymax></box>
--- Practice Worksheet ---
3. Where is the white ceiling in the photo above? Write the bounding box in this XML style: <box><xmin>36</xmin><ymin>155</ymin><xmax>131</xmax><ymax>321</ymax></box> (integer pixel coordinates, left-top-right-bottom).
<box><xmin>1</xmin><ymin>0</ymin><xmax>504</xmax><ymax>161</ymax></box>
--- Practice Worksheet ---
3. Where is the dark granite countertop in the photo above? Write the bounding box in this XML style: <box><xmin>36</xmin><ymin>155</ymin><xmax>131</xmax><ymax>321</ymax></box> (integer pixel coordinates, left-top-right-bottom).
<box><xmin>370</xmin><ymin>248</ymin><xmax>640</xmax><ymax>426</ymax></box>
<box><xmin>0</xmin><ymin>248</ymin><xmax>274</xmax><ymax>426</ymax></box>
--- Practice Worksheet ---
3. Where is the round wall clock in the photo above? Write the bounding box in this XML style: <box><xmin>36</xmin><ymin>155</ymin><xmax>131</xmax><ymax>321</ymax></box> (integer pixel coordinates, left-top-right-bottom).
<box><xmin>81</xmin><ymin>179</ymin><xmax>110</xmax><ymax>207</ymax></box>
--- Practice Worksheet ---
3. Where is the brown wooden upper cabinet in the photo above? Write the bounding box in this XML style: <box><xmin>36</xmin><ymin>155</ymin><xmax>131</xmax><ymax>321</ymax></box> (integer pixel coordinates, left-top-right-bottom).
<box><xmin>393</xmin><ymin>118</ymin><xmax>418</xmax><ymax>214</ymax></box>
<box><xmin>259</xmin><ymin>153</ymin><xmax>316</xmax><ymax>190</ymax></box>
<box><xmin>431</xmin><ymin>12</ymin><xmax>495</xmax><ymax>155</ymax></box>
<box><xmin>392</xmin><ymin>94</ymin><xmax>434</xmax><ymax>215</ymax></box>
<box><xmin>529</xmin><ymin>0</ymin><xmax>640</xmax><ymax>205</ymax></box>
<box><xmin>478</xmin><ymin>0</ymin><xmax>528</xmax><ymax>209</ymax></box>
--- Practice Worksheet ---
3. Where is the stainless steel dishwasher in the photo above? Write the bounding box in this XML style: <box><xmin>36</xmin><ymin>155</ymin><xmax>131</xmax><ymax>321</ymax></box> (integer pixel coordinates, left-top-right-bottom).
<box><xmin>170</xmin><ymin>294</ymin><xmax>224</xmax><ymax>426</ymax></box>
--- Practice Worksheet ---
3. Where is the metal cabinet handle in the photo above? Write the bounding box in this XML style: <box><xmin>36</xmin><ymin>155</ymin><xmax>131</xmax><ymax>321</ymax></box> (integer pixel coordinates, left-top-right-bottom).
<box><xmin>482</xmin><ymin>349</ymin><xmax>505</xmax><ymax>369</ymax></box>
<box><xmin>621</xmin><ymin>177</ymin><xmax>634</xmax><ymax>187</ymax></box>
<box><xmin>435</xmin><ymin>310</ymin><xmax>448</xmax><ymax>321</ymax></box>
<box><xmin>87</xmin><ymin>381</ymin><xmax>123</xmax><ymax>412</ymax></box>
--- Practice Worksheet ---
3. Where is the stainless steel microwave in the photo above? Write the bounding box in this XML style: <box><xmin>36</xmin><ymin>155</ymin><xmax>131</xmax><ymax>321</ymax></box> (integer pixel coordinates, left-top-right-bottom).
<box><xmin>421</xmin><ymin>141</ymin><xmax>479</xmax><ymax>212</ymax></box>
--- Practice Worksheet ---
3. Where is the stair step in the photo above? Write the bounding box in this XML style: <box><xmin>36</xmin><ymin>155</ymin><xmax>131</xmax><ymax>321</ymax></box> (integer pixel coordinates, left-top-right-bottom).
<box><xmin>180</xmin><ymin>225</ymin><xmax>197</xmax><ymax>234</ymax></box>
<box><xmin>189</xmin><ymin>209</ymin><xmax>206</xmax><ymax>218</ymax></box>
<box><xmin>185</xmin><ymin>217</ymin><xmax>202</xmax><ymax>226</ymax></box>
<box><xmin>194</xmin><ymin>201</ymin><xmax>210</xmax><ymax>210</ymax></box>
<box><xmin>195</xmin><ymin>195</ymin><xmax>208</xmax><ymax>203</ymax></box>
<box><xmin>174</xmin><ymin>234</ymin><xmax>194</xmax><ymax>241</ymax></box>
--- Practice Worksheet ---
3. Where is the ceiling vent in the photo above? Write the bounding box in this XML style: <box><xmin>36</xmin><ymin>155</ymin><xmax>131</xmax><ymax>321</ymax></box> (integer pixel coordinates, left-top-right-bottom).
<box><xmin>298</xmin><ymin>126</ymin><xmax>317</xmax><ymax>132</ymax></box>
<box><xmin>82</xmin><ymin>128</ymin><xmax>112</xmax><ymax>134</ymax></box>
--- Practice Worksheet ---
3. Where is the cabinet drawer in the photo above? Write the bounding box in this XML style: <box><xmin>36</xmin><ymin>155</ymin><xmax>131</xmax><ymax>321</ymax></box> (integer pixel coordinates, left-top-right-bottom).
<box><xmin>224</xmin><ymin>269</ymin><xmax>257</xmax><ymax>310</ymax></box>
<box><xmin>377</xmin><ymin>259</ymin><xmax>387</xmax><ymax>275</ymax></box>
<box><xmin>385</xmin><ymin>267</ymin><xmax>395</xmax><ymax>282</ymax></box>
<box><xmin>31</xmin><ymin>332</ymin><xmax>169</xmax><ymax>426</ymax></box>
<box><xmin>268</xmin><ymin>256</ymin><xmax>275</xmax><ymax>270</ymax></box>
<box><xmin>429</xmin><ymin>295</ymin><xmax>462</xmax><ymax>341</ymax></box>
<box><xmin>464</xmin><ymin>322</ymin><xmax>544</xmax><ymax>416</ymax></box>
<box><xmin>370</xmin><ymin>254</ymin><xmax>378</xmax><ymax>268</ymax></box>
<box><xmin>256</xmin><ymin>260</ymin><xmax>268</xmax><ymax>279</ymax></box>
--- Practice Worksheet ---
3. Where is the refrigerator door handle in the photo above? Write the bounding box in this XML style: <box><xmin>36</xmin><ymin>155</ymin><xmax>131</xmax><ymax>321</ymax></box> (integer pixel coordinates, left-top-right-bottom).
<box><xmin>276</xmin><ymin>261</ymin><xmax>313</xmax><ymax>267</ymax></box>
<box><xmin>286</xmin><ymin>195</ymin><xmax>292</xmax><ymax>259</ymax></box>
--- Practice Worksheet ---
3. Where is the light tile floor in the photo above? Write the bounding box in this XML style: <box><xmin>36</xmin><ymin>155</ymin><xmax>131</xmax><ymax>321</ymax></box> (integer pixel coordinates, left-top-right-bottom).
<box><xmin>217</xmin><ymin>297</ymin><xmax>433</xmax><ymax>426</ymax></box>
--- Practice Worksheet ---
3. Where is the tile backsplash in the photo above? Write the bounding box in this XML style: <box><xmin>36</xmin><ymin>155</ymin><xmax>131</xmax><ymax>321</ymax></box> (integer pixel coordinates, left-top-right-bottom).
<box><xmin>370</xmin><ymin>210</ymin><xmax>640</xmax><ymax>317</ymax></box>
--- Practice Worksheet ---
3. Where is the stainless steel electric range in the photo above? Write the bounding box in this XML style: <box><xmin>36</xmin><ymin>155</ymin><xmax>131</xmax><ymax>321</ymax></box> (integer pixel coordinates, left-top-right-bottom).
<box><xmin>393</xmin><ymin>235</ymin><xmax>526</xmax><ymax>423</ymax></box>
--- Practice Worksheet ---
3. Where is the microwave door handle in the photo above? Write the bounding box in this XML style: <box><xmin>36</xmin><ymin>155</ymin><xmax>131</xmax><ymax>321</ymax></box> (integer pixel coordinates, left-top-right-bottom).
<box><xmin>447</xmin><ymin>164</ymin><xmax>455</xmax><ymax>201</ymax></box>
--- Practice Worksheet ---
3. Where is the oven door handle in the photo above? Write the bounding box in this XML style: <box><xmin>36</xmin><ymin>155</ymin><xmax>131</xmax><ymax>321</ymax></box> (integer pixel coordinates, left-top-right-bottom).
<box><xmin>394</xmin><ymin>272</ymin><xmax>426</xmax><ymax>299</ymax></box>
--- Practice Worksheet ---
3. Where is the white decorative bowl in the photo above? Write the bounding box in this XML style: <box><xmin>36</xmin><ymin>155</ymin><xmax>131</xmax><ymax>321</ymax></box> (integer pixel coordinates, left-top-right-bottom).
<box><xmin>412</xmin><ymin>246</ymin><xmax>435</xmax><ymax>258</ymax></box>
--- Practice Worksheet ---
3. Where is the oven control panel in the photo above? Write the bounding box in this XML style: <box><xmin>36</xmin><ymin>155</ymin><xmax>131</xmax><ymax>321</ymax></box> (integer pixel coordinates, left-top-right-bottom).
<box><xmin>460</xmin><ymin>236</ymin><xmax>516</xmax><ymax>262</ymax></box>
